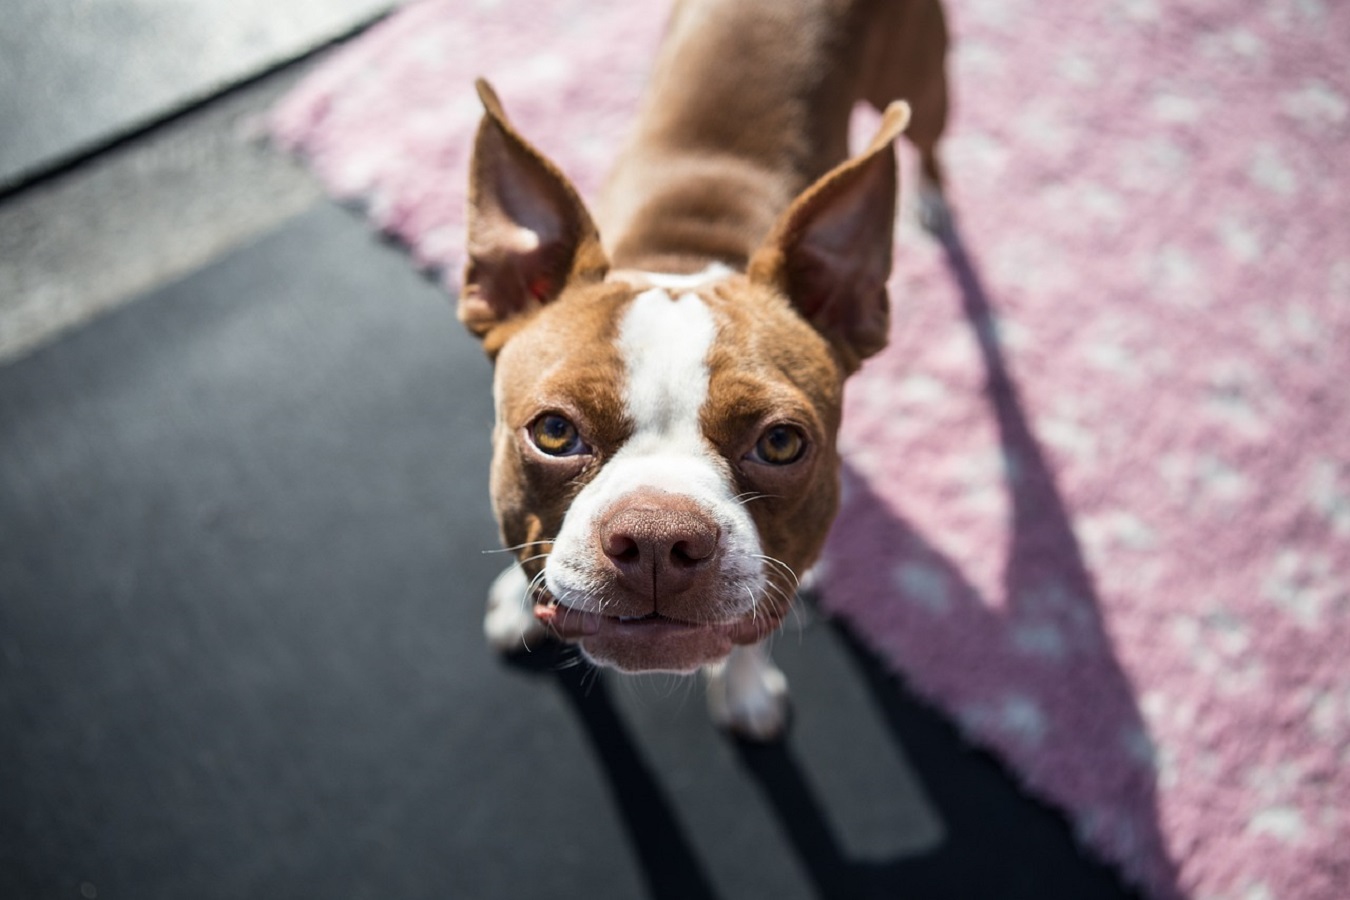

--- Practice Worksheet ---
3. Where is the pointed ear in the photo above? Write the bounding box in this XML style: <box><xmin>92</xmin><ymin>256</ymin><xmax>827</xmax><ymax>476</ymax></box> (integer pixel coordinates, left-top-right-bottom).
<box><xmin>747</xmin><ymin>101</ymin><xmax>911</xmax><ymax>373</ymax></box>
<box><xmin>460</xmin><ymin>79</ymin><xmax>609</xmax><ymax>344</ymax></box>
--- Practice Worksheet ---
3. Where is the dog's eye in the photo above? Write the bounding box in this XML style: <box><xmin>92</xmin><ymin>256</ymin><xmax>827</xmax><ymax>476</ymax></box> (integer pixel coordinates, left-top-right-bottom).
<box><xmin>751</xmin><ymin>425</ymin><xmax>806</xmax><ymax>465</ymax></box>
<box><xmin>529</xmin><ymin>414</ymin><xmax>586</xmax><ymax>456</ymax></box>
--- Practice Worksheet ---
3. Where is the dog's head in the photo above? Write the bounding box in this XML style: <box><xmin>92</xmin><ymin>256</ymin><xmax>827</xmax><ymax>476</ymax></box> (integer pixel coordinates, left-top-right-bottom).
<box><xmin>461</xmin><ymin>81</ymin><xmax>908</xmax><ymax>673</ymax></box>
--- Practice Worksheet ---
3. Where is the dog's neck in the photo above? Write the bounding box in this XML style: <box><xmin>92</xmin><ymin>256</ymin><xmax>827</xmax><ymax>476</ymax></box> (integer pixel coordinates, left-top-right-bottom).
<box><xmin>596</xmin><ymin>0</ymin><xmax>863</xmax><ymax>274</ymax></box>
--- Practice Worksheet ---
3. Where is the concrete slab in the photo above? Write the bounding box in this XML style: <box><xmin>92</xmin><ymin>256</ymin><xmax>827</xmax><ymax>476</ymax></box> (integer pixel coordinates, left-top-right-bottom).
<box><xmin>0</xmin><ymin>0</ymin><xmax>393</xmax><ymax>190</ymax></box>
<box><xmin>0</xmin><ymin>204</ymin><xmax>1135</xmax><ymax>898</ymax></box>
<box><xmin>0</xmin><ymin>63</ymin><xmax>322</xmax><ymax>365</ymax></box>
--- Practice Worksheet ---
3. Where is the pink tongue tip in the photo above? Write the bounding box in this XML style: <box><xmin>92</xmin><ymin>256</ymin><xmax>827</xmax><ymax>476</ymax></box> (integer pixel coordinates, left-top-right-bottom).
<box><xmin>533</xmin><ymin>601</ymin><xmax>602</xmax><ymax>637</ymax></box>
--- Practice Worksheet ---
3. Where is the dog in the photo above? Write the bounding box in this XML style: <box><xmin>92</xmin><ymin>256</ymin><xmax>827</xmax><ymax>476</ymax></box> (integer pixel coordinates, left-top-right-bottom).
<box><xmin>460</xmin><ymin>0</ymin><xmax>949</xmax><ymax>739</ymax></box>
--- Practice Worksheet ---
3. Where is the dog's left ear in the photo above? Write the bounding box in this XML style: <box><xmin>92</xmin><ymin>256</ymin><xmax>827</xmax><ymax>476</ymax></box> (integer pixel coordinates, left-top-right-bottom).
<box><xmin>748</xmin><ymin>101</ymin><xmax>911</xmax><ymax>373</ymax></box>
<box><xmin>461</xmin><ymin>79</ymin><xmax>609</xmax><ymax>349</ymax></box>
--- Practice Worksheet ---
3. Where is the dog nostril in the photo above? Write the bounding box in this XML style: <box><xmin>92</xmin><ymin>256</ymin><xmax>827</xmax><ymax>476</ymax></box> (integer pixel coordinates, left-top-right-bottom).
<box><xmin>671</xmin><ymin>541</ymin><xmax>697</xmax><ymax>567</ymax></box>
<box><xmin>604</xmin><ymin>532</ymin><xmax>642</xmax><ymax>563</ymax></box>
<box><xmin>670</xmin><ymin>531</ymin><xmax>716</xmax><ymax>567</ymax></box>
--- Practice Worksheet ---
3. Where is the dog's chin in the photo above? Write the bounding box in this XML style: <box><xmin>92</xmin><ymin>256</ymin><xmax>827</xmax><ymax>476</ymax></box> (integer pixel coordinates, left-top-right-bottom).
<box><xmin>578</xmin><ymin>616</ymin><xmax>737</xmax><ymax>674</ymax></box>
<box><xmin>537</xmin><ymin>597</ymin><xmax>774</xmax><ymax>674</ymax></box>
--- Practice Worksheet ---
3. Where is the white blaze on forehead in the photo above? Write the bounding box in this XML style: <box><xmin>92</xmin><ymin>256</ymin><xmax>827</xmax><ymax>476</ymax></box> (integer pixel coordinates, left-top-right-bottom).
<box><xmin>619</xmin><ymin>287</ymin><xmax>716</xmax><ymax>444</ymax></box>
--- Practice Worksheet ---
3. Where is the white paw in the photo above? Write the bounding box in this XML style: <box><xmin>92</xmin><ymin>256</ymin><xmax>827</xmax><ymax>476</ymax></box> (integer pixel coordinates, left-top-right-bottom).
<box><xmin>917</xmin><ymin>179</ymin><xmax>953</xmax><ymax>236</ymax></box>
<box><xmin>705</xmin><ymin>644</ymin><xmax>790</xmax><ymax>741</ymax></box>
<box><xmin>483</xmin><ymin>564</ymin><xmax>548</xmax><ymax>653</ymax></box>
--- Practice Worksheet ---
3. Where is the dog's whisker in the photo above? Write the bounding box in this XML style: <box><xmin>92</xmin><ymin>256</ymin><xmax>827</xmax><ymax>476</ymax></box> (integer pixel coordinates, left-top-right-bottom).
<box><xmin>745</xmin><ymin>586</ymin><xmax>763</xmax><ymax>627</ymax></box>
<box><xmin>483</xmin><ymin>540</ymin><xmax>553</xmax><ymax>555</ymax></box>
<box><xmin>754</xmin><ymin>554</ymin><xmax>801</xmax><ymax>589</ymax></box>
<box><xmin>787</xmin><ymin>588</ymin><xmax>809</xmax><ymax>639</ymax></box>
<box><xmin>763</xmin><ymin>581</ymin><xmax>792</xmax><ymax>609</ymax></box>
<box><xmin>576</xmin><ymin>661</ymin><xmax>603</xmax><ymax>694</ymax></box>
<box><xmin>748</xmin><ymin>576</ymin><xmax>800</xmax><ymax>642</ymax></box>
<box><xmin>525</xmin><ymin>571</ymin><xmax>551</xmax><ymax>610</ymax></box>
<box><xmin>511</xmin><ymin>565</ymin><xmax>555</xmax><ymax>654</ymax></box>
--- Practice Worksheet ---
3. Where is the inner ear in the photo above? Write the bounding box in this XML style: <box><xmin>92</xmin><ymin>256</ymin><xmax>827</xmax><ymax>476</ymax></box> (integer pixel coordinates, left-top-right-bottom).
<box><xmin>748</xmin><ymin>101</ymin><xmax>910</xmax><ymax>372</ymax></box>
<box><xmin>460</xmin><ymin>80</ymin><xmax>609</xmax><ymax>344</ymax></box>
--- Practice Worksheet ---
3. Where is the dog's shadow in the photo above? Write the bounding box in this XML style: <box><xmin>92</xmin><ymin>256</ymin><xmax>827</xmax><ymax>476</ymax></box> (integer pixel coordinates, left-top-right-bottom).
<box><xmin>504</xmin><ymin>223</ymin><xmax>1178</xmax><ymax>899</ymax></box>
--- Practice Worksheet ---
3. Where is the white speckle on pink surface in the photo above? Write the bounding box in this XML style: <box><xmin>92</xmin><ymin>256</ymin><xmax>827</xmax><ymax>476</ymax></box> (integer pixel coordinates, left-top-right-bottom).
<box><xmin>1248</xmin><ymin>143</ymin><xmax>1300</xmax><ymax>197</ymax></box>
<box><xmin>1261</xmin><ymin>551</ymin><xmax>1343</xmax><ymax>630</ymax></box>
<box><xmin>1307</xmin><ymin>461</ymin><xmax>1350</xmax><ymax>538</ymax></box>
<box><xmin>955</xmin><ymin>40</ymin><xmax>1005</xmax><ymax>80</ymax></box>
<box><xmin>892</xmin><ymin>559</ymin><xmax>953</xmax><ymax>615</ymax></box>
<box><xmin>1216</xmin><ymin>218</ymin><xmax>1263</xmax><ymax>264</ymax></box>
<box><xmin>998</xmin><ymin>694</ymin><xmax>1048</xmax><ymax>744</ymax></box>
<box><xmin>894</xmin><ymin>373</ymin><xmax>948</xmax><ymax>407</ymax></box>
<box><xmin>1198</xmin><ymin>27</ymin><xmax>1267</xmax><ymax>61</ymax></box>
<box><xmin>1012</xmin><ymin>621</ymin><xmax>1067</xmax><ymax>661</ymax></box>
<box><xmin>1117</xmin><ymin>136</ymin><xmax>1191</xmax><ymax>192</ymax></box>
<box><xmin>1150</xmin><ymin>91</ymin><xmax>1202</xmax><ymax>124</ymax></box>
<box><xmin>1249</xmin><ymin>807</ymin><xmax>1306</xmax><ymax>845</ymax></box>
<box><xmin>1242</xmin><ymin>882</ymin><xmax>1276</xmax><ymax>900</ymax></box>
<box><xmin>1280</xmin><ymin>80</ymin><xmax>1348</xmax><ymax>128</ymax></box>
<box><xmin>1121</xmin><ymin>0</ymin><xmax>1161</xmax><ymax>24</ymax></box>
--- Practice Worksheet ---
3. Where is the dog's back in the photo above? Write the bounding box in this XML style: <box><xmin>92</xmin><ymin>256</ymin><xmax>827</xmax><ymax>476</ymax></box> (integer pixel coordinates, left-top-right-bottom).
<box><xmin>598</xmin><ymin>0</ymin><xmax>950</xmax><ymax>274</ymax></box>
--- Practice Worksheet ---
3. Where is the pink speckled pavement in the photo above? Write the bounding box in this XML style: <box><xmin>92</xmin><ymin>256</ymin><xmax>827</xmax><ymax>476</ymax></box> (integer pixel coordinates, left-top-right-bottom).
<box><xmin>271</xmin><ymin>1</ymin><xmax>1350</xmax><ymax>896</ymax></box>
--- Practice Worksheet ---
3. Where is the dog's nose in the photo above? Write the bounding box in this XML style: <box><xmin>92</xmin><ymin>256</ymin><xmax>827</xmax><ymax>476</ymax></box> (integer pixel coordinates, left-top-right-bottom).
<box><xmin>599</xmin><ymin>496</ymin><xmax>720</xmax><ymax>599</ymax></box>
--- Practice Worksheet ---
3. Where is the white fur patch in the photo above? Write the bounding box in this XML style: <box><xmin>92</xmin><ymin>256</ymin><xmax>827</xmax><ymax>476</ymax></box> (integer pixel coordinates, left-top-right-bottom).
<box><xmin>545</xmin><ymin>287</ymin><xmax>763</xmax><ymax>616</ymax></box>
<box><xmin>620</xmin><ymin>287</ymin><xmax>717</xmax><ymax>446</ymax></box>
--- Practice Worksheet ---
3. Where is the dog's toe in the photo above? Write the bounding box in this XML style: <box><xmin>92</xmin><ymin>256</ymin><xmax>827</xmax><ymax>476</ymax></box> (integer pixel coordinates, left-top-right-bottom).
<box><xmin>706</xmin><ymin>646</ymin><xmax>790</xmax><ymax>741</ymax></box>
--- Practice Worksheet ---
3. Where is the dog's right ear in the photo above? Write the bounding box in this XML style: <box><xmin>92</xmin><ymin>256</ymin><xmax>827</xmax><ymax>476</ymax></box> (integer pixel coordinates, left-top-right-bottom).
<box><xmin>748</xmin><ymin>101</ymin><xmax>910</xmax><ymax>374</ymax></box>
<box><xmin>461</xmin><ymin>79</ymin><xmax>609</xmax><ymax>349</ymax></box>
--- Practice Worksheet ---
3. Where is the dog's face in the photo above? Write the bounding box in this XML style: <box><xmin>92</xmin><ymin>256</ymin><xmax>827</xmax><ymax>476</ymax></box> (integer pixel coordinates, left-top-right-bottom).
<box><xmin>461</xmin><ymin>82</ymin><xmax>908</xmax><ymax>673</ymax></box>
<box><xmin>488</xmin><ymin>271</ymin><xmax>843</xmax><ymax>672</ymax></box>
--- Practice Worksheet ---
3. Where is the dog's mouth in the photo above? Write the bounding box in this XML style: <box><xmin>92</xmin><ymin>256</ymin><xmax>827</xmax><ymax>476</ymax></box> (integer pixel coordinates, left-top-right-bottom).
<box><xmin>532</xmin><ymin>596</ymin><xmax>775</xmax><ymax>673</ymax></box>
<box><xmin>533</xmin><ymin>597</ymin><xmax>770</xmax><ymax>641</ymax></box>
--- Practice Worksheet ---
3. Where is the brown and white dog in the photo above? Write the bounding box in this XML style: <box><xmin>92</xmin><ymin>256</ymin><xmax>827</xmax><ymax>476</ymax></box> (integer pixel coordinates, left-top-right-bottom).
<box><xmin>461</xmin><ymin>0</ymin><xmax>949</xmax><ymax>739</ymax></box>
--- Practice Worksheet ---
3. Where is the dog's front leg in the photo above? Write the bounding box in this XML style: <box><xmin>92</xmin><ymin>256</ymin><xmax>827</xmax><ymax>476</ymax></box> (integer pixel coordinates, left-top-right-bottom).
<box><xmin>483</xmin><ymin>563</ymin><xmax>548</xmax><ymax>653</ymax></box>
<box><xmin>705</xmin><ymin>643</ymin><xmax>789</xmax><ymax>741</ymax></box>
